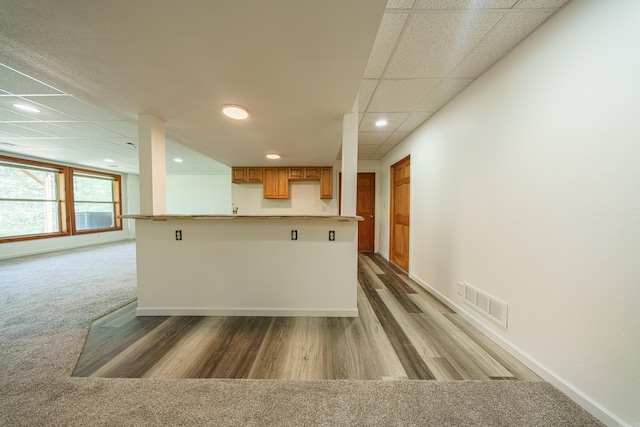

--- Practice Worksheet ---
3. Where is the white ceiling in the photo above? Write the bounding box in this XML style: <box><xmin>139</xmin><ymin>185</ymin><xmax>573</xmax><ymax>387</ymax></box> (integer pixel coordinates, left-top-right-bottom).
<box><xmin>0</xmin><ymin>0</ymin><xmax>568</xmax><ymax>172</ymax></box>
<box><xmin>0</xmin><ymin>62</ymin><xmax>232</xmax><ymax>175</ymax></box>
<box><xmin>357</xmin><ymin>0</ymin><xmax>570</xmax><ymax>160</ymax></box>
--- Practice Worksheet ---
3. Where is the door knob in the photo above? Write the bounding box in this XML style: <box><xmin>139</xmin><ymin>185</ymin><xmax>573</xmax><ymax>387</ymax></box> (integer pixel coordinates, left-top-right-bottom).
<box><xmin>370</xmin><ymin>215</ymin><xmax>374</xmax><ymax>218</ymax></box>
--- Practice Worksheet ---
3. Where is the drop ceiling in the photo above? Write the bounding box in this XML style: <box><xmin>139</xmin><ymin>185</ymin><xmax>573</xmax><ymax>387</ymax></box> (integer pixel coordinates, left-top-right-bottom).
<box><xmin>0</xmin><ymin>0</ymin><xmax>569</xmax><ymax>173</ymax></box>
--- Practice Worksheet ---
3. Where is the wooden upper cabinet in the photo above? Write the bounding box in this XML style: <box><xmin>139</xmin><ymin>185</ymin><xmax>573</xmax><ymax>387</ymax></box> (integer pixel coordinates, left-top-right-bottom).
<box><xmin>304</xmin><ymin>167</ymin><xmax>320</xmax><ymax>180</ymax></box>
<box><xmin>288</xmin><ymin>167</ymin><xmax>304</xmax><ymax>181</ymax></box>
<box><xmin>232</xmin><ymin>167</ymin><xmax>263</xmax><ymax>183</ymax></box>
<box><xmin>247</xmin><ymin>167</ymin><xmax>263</xmax><ymax>183</ymax></box>
<box><xmin>263</xmin><ymin>168</ymin><xmax>289</xmax><ymax>199</ymax></box>
<box><xmin>238</xmin><ymin>165</ymin><xmax>329</xmax><ymax>199</ymax></box>
<box><xmin>320</xmin><ymin>167</ymin><xmax>333</xmax><ymax>199</ymax></box>
<box><xmin>288</xmin><ymin>167</ymin><xmax>320</xmax><ymax>181</ymax></box>
<box><xmin>232</xmin><ymin>167</ymin><xmax>247</xmax><ymax>183</ymax></box>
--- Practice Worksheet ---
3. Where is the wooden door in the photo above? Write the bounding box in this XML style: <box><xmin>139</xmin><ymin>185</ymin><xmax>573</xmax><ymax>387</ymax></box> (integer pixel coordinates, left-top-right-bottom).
<box><xmin>357</xmin><ymin>173</ymin><xmax>375</xmax><ymax>252</ymax></box>
<box><xmin>390</xmin><ymin>156</ymin><xmax>410</xmax><ymax>270</ymax></box>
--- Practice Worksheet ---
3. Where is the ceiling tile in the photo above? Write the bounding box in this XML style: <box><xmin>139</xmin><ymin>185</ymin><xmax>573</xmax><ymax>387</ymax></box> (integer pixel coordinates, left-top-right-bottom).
<box><xmin>515</xmin><ymin>0</ymin><xmax>568</xmax><ymax>8</ymax></box>
<box><xmin>45</xmin><ymin>138</ymin><xmax>95</xmax><ymax>149</ymax></box>
<box><xmin>367</xmin><ymin>79</ymin><xmax>440</xmax><ymax>112</ymax></box>
<box><xmin>11</xmin><ymin>121</ymin><xmax>82</xmax><ymax>137</ymax></box>
<box><xmin>383</xmin><ymin>131</ymin><xmax>410</xmax><ymax>146</ymax></box>
<box><xmin>363</xmin><ymin>13</ymin><xmax>408</xmax><ymax>79</ymax></box>
<box><xmin>0</xmin><ymin>128</ymin><xmax>21</xmax><ymax>139</ymax></box>
<box><xmin>450</xmin><ymin>12</ymin><xmax>552</xmax><ymax>78</ymax></box>
<box><xmin>101</xmin><ymin>137</ymin><xmax>139</xmax><ymax>150</ymax></box>
<box><xmin>0</xmin><ymin>64</ymin><xmax>64</xmax><ymax>95</ymax></box>
<box><xmin>92</xmin><ymin>120</ymin><xmax>139</xmax><ymax>138</ymax></box>
<box><xmin>22</xmin><ymin>96</ymin><xmax>123</xmax><ymax>121</ymax></box>
<box><xmin>397</xmin><ymin>111</ymin><xmax>433</xmax><ymax>132</ymax></box>
<box><xmin>0</xmin><ymin>95</ymin><xmax>77</xmax><ymax>121</ymax></box>
<box><xmin>0</xmin><ymin>107</ymin><xmax>35</xmax><ymax>122</ymax></box>
<box><xmin>56</xmin><ymin>122</ymin><xmax>127</xmax><ymax>139</ymax></box>
<box><xmin>415</xmin><ymin>79</ymin><xmax>472</xmax><ymax>111</ymax></box>
<box><xmin>375</xmin><ymin>144</ymin><xmax>395</xmax><ymax>154</ymax></box>
<box><xmin>357</xmin><ymin>144</ymin><xmax>381</xmax><ymax>154</ymax></box>
<box><xmin>368</xmin><ymin>153</ymin><xmax>385</xmax><ymax>160</ymax></box>
<box><xmin>386</xmin><ymin>0</ymin><xmax>416</xmax><ymax>9</ymax></box>
<box><xmin>358</xmin><ymin>79</ymin><xmax>379</xmax><ymax>112</ymax></box>
<box><xmin>358</xmin><ymin>132</ymin><xmax>391</xmax><ymax>145</ymax></box>
<box><xmin>359</xmin><ymin>112</ymin><xmax>409</xmax><ymax>132</ymax></box>
<box><xmin>416</xmin><ymin>0</ymin><xmax>517</xmax><ymax>8</ymax></box>
<box><xmin>385</xmin><ymin>12</ymin><xmax>504</xmax><ymax>78</ymax></box>
<box><xmin>0</xmin><ymin>123</ymin><xmax>54</xmax><ymax>138</ymax></box>
<box><xmin>165</xmin><ymin>141</ymin><xmax>231</xmax><ymax>175</ymax></box>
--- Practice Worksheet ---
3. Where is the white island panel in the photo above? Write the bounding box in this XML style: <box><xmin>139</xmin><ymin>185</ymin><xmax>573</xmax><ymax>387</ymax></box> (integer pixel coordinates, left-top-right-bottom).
<box><xmin>134</xmin><ymin>218</ymin><xmax>358</xmax><ymax>317</ymax></box>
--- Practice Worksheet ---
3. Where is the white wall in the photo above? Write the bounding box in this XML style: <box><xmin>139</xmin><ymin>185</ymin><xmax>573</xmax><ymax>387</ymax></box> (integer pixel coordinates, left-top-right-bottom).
<box><xmin>167</xmin><ymin>174</ymin><xmax>231</xmax><ymax>214</ymax></box>
<box><xmin>0</xmin><ymin>173</ymin><xmax>138</xmax><ymax>259</ymax></box>
<box><xmin>232</xmin><ymin>179</ymin><xmax>338</xmax><ymax>215</ymax></box>
<box><xmin>379</xmin><ymin>1</ymin><xmax>640</xmax><ymax>425</ymax></box>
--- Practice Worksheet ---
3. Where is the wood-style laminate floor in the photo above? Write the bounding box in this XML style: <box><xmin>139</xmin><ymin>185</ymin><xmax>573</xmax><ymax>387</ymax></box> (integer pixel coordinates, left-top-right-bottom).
<box><xmin>73</xmin><ymin>253</ymin><xmax>540</xmax><ymax>381</ymax></box>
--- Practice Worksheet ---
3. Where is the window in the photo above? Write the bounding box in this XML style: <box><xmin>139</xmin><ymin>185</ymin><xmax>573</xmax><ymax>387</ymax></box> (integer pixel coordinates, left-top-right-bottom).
<box><xmin>0</xmin><ymin>156</ymin><xmax>122</xmax><ymax>243</ymax></box>
<box><xmin>71</xmin><ymin>170</ymin><xmax>122</xmax><ymax>233</ymax></box>
<box><xmin>0</xmin><ymin>157</ymin><xmax>67</xmax><ymax>241</ymax></box>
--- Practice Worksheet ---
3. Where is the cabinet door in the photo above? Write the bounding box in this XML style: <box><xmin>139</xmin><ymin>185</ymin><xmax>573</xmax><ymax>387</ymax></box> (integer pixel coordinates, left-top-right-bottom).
<box><xmin>232</xmin><ymin>167</ymin><xmax>247</xmax><ymax>183</ymax></box>
<box><xmin>263</xmin><ymin>168</ymin><xmax>276</xmax><ymax>198</ymax></box>
<box><xmin>288</xmin><ymin>167</ymin><xmax>304</xmax><ymax>181</ymax></box>
<box><xmin>247</xmin><ymin>167</ymin><xmax>263</xmax><ymax>183</ymax></box>
<box><xmin>304</xmin><ymin>167</ymin><xmax>320</xmax><ymax>180</ymax></box>
<box><xmin>276</xmin><ymin>168</ymin><xmax>289</xmax><ymax>198</ymax></box>
<box><xmin>320</xmin><ymin>167</ymin><xmax>333</xmax><ymax>199</ymax></box>
<box><xmin>263</xmin><ymin>168</ymin><xmax>289</xmax><ymax>199</ymax></box>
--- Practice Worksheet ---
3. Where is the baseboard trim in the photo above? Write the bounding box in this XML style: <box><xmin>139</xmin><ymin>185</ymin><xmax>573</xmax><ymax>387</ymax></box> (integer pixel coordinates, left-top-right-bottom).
<box><xmin>0</xmin><ymin>236</ymin><xmax>133</xmax><ymax>260</ymax></box>
<box><xmin>136</xmin><ymin>307</ymin><xmax>359</xmax><ymax>317</ymax></box>
<box><xmin>408</xmin><ymin>272</ymin><xmax>627</xmax><ymax>427</ymax></box>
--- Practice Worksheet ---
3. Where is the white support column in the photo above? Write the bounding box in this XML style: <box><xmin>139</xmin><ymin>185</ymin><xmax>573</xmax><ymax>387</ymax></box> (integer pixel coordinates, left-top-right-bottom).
<box><xmin>341</xmin><ymin>97</ymin><xmax>358</xmax><ymax>216</ymax></box>
<box><xmin>138</xmin><ymin>114</ymin><xmax>166</xmax><ymax>215</ymax></box>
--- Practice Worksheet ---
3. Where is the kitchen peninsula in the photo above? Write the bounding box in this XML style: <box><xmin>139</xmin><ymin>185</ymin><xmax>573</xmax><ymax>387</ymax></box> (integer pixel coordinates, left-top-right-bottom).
<box><xmin>123</xmin><ymin>214</ymin><xmax>362</xmax><ymax>317</ymax></box>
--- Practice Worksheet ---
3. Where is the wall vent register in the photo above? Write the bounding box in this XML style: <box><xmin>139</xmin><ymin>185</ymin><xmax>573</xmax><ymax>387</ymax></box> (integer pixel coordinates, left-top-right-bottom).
<box><xmin>461</xmin><ymin>282</ymin><xmax>508</xmax><ymax>328</ymax></box>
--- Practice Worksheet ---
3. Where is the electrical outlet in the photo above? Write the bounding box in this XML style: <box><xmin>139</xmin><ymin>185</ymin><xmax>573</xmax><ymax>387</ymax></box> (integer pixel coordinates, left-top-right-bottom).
<box><xmin>329</xmin><ymin>230</ymin><xmax>335</xmax><ymax>241</ymax></box>
<box><xmin>457</xmin><ymin>282</ymin><xmax>463</xmax><ymax>296</ymax></box>
<box><xmin>291</xmin><ymin>230</ymin><xmax>297</xmax><ymax>240</ymax></box>
<box><xmin>175</xmin><ymin>230</ymin><xmax>182</xmax><ymax>241</ymax></box>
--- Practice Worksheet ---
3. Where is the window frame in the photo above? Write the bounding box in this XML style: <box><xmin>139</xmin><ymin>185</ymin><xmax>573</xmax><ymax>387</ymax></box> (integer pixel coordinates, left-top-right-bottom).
<box><xmin>0</xmin><ymin>155</ymin><xmax>123</xmax><ymax>243</ymax></box>
<box><xmin>0</xmin><ymin>155</ymin><xmax>70</xmax><ymax>243</ymax></box>
<box><xmin>69</xmin><ymin>167</ymin><xmax>123</xmax><ymax>235</ymax></box>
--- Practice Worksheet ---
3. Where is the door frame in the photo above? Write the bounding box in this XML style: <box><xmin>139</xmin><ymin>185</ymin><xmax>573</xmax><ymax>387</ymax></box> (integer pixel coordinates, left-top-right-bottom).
<box><xmin>389</xmin><ymin>155</ymin><xmax>410</xmax><ymax>271</ymax></box>
<box><xmin>339</xmin><ymin>172</ymin><xmax>376</xmax><ymax>252</ymax></box>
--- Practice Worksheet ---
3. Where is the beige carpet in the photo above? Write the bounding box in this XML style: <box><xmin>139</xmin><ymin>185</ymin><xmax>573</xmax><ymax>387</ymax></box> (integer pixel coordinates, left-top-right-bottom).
<box><xmin>0</xmin><ymin>241</ymin><xmax>602</xmax><ymax>426</ymax></box>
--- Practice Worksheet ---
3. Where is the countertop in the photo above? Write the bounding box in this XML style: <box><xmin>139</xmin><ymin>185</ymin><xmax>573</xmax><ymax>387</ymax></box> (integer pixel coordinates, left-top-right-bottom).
<box><xmin>120</xmin><ymin>214</ymin><xmax>363</xmax><ymax>221</ymax></box>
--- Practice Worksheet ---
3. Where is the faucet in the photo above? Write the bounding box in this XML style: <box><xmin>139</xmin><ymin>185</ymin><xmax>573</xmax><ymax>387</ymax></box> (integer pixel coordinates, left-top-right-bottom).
<box><xmin>232</xmin><ymin>203</ymin><xmax>238</xmax><ymax>215</ymax></box>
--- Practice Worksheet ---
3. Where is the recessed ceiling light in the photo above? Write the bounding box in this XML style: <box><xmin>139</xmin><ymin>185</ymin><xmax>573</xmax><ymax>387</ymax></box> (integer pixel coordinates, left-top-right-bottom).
<box><xmin>266</xmin><ymin>154</ymin><xmax>280</xmax><ymax>160</ymax></box>
<box><xmin>174</xmin><ymin>158</ymin><xmax>183</xmax><ymax>163</ymax></box>
<box><xmin>222</xmin><ymin>104</ymin><xmax>249</xmax><ymax>120</ymax></box>
<box><xmin>375</xmin><ymin>119</ymin><xmax>388</xmax><ymax>127</ymax></box>
<box><xmin>13</xmin><ymin>104</ymin><xmax>41</xmax><ymax>113</ymax></box>
<box><xmin>104</xmin><ymin>158</ymin><xmax>114</xmax><ymax>163</ymax></box>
